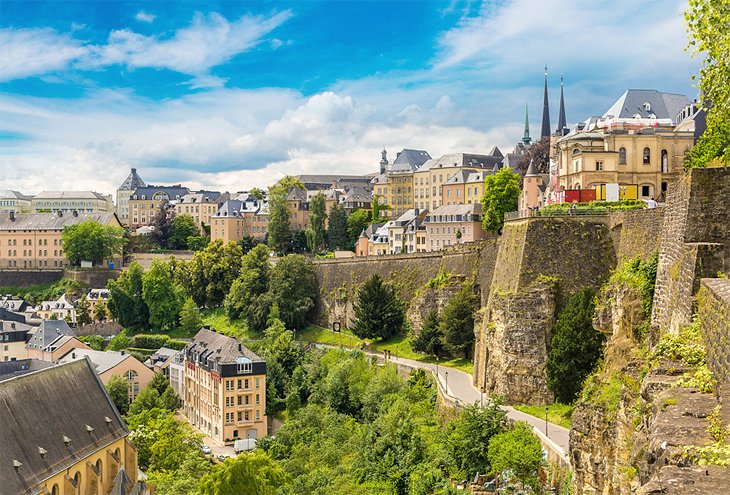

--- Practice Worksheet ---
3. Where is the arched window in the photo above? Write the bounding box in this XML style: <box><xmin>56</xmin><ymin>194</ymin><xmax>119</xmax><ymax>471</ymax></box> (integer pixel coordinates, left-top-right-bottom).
<box><xmin>643</xmin><ymin>147</ymin><xmax>651</xmax><ymax>164</ymax></box>
<box><xmin>74</xmin><ymin>472</ymin><xmax>82</xmax><ymax>495</ymax></box>
<box><xmin>51</xmin><ymin>485</ymin><xmax>59</xmax><ymax>495</ymax></box>
<box><xmin>96</xmin><ymin>459</ymin><xmax>103</xmax><ymax>484</ymax></box>
<box><xmin>152</xmin><ymin>191</ymin><xmax>170</xmax><ymax>201</ymax></box>
<box><xmin>618</xmin><ymin>147</ymin><xmax>627</xmax><ymax>164</ymax></box>
<box><xmin>661</xmin><ymin>149</ymin><xmax>668</xmax><ymax>173</ymax></box>
<box><xmin>125</xmin><ymin>370</ymin><xmax>138</xmax><ymax>381</ymax></box>
<box><xmin>114</xmin><ymin>448</ymin><xmax>121</xmax><ymax>460</ymax></box>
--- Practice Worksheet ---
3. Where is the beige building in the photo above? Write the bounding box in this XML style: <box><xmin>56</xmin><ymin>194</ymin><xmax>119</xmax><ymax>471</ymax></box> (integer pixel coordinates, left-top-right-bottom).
<box><xmin>372</xmin><ymin>149</ymin><xmax>431</xmax><ymax>218</ymax></box>
<box><xmin>442</xmin><ymin>170</ymin><xmax>489</xmax><ymax>206</ymax></box>
<box><xmin>0</xmin><ymin>359</ymin><xmax>149</xmax><ymax>495</ymax></box>
<box><xmin>556</xmin><ymin>90</ymin><xmax>695</xmax><ymax>200</ymax></box>
<box><xmin>31</xmin><ymin>191</ymin><xmax>113</xmax><ymax>214</ymax></box>
<box><xmin>424</xmin><ymin>203</ymin><xmax>486</xmax><ymax>251</ymax></box>
<box><xmin>387</xmin><ymin>209</ymin><xmax>427</xmax><ymax>254</ymax></box>
<box><xmin>211</xmin><ymin>193</ymin><xmax>270</xmax><ymax>243</ymax></box>
<box><xmin>128</xmin><ymin>185</ymin><xmax>191</xmax><ymax>228</ymax></box>
<box><xmin>25</xmin><ymin>320</ymin><xmax>90</xmax><ymax>362</ymax></box>
<box><xmin>58</xmin><ymin>348</ymin><xmax>155</xmax><ymax>402</ymax></box>
<box><xmin>116</xmin><ymin>168</ymin><xmax>147</xmax><ymax>226</ymax></box>
<box><xmin>175</xmin><ymin>191</ymin><xmax>229</xmax><ymax>232</ymax></box>
<box><xmin>0</xmin><ymin>320</ymin><xmax>34</xmax><ymax>361</ymax></box>
<box><xmin>520</xmin><ymin>161</ymin><xmax>549</xmax><ymax>211</ymax></box>
<box><xmin>35</xmin><ymin>294</ymin><xmax>76</xmax><ymax>323</ymax></box>
<box><xmin>183</xmin><ymin>328</ymin><xmax>267</xmax><ymax>442</ymax></box>
<box><xmin>413</xmin><ymin>152</ymin><xmax>501</xmax><ymax>211</ymax></box>
<box><xmin>0</xmin><ymin>190</ymin><xmax>32</xmax><ymax>214</ymax></box>
<box><xmin>0</xmin><ymin>211</ymin><xmax>123</xmax><ymax>269</ymax></box>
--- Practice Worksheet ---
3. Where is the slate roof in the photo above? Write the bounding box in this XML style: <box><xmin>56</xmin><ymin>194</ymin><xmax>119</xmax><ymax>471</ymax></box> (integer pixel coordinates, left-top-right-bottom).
<box><xmin>426</xmin><ymin>202</ymin><xmax>483</xmax><ymax>220</ymax></box>
<box><xmin>33</xmin><ymin>191</ymin><xmax>110</xmax><ymax>200</ymax></box>
<box><xmin>0</xmin><ymin>190</ymin><xmax>32</xmax><ymax>201</ymax></box>
<box><xmin>1</xmin><ymin>295</ymin><xmax>30</xmax><ymax>312</ymax></box>
<box><xmin>118</xmin><ymin>168</ymin><xmax>147</xmax><ymax>191</ymax></box>
<box><xmin>287</xmin><ymin>187</ymin><xmax>308</xmax><ymax>201</ymax></box>
<box><xmin>130</xmin><ymin>186</ymin><xmax>191</xmax><ymax>201</ymax></box>
<box><xmin>488</xmin><ymin>146</ymin><xmax>504</xmax><ymax>159</ymax></box>
<box><xmin>0</xmin><ymin>320</ymin><xmax>34</xmax><ymax>333</ymax></box>
<box><xmin>0</xmin><ymin>359</ymin><xmax>128</xmax><ymax>495</ymax></box>
<box><xmin>186</xmin><ymin>327</ymin><xmax>264</xmax><ymax>366</ymax></box>
<box><xmin>0</xmin><ymin>359</ymin><xmax>54</xmax><ymax>382</ymax></box>
<box><xmin>525</xmin><ymin>160</ymin><xmax>539</xmax><ymax>176</ymax></box>
<box><xmin>389</xmin><ymin>149</ymin><xmax>432</xmax><ymax>173</ymax></box>
<box><xmin>420</xmin><ymin>153</ymin><xmax>501</xmax><ymax>171</ymax></box>
<box><xmin>603</xmin><ymin>90</ymin><xmax>690</xmax><ymax>124</ymax></box>
<box><xmin>177</xmin><ymin>191</ymin><xmax>225</xmax><ymax>204</ymax></box>
<box><xmin>57</xmin><ymin>349</ymin><xmax>134</xmax><ymax>375</ymax></box>
<box><xmin>0</xmin><ymin>212</ymin><xmax>120</xmax><ymax>231</ymax></box>
<box><xmin>25</xmin><ymin>320</ymin><xmax>75</xmax><ymax>351</ymax></box>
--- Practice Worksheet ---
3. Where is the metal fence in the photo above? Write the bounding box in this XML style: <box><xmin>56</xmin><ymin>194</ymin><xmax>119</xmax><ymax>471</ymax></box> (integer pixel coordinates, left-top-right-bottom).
<box><xmin>504</xmin><ymin>208</ymin><xmax>610</xmax><ymax>221</ymax></box>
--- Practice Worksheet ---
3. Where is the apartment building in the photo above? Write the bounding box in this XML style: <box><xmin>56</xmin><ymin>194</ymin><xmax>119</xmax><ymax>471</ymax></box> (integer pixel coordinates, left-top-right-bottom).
<box><xmin>58</xmin><ymin>348</ymin><xmax>155</xmax><ymax>402</ymax></box>
<box><xmin>210</xmin><ymin>193</ymin><xmax>269</xmax><ymax>243</ymax></box>
<box><xmin>31</xmin><ymin>191</ymin><xmax>114</xmax><ymax>214</ymax></box>
<box><xmin>287</xmin><ymin>188</ymin><xmax>312</xmax><ymax>232</ymax></box>
<box><xmin>183</xmin><ymin>328</ymin><xmax>267</xmax><ymax>442</ymax></box>
<box><xmin>413</xmin><ymin>152</ymin><xmax>501</xmax><ymax>211</ymax></box>
<box><xmin>371</xmin><ymin>149</ymin><xmax>431</xmax><ymax>218</ymax></box>
<box><xmin>0</xmin><ymin>320</ymin><xmax>34</xmax><ymax>361</ymax></box>
<box><xmin>387</xmin><ymin>209</ymin><xmax>428</xmax><ymax>254</ymax></box>
<box><xmin>25</xmin><ymin>320</ymin><xmax>90</xmax><ymax>362</ymax></box>
<box><xmin>116</xmin><ymin>168</ymin><xmax>147</xmax><ymax>226</ymax></box>
<box><xmin>128</xmin><ymin>185</ymin><xmax>191</xmax><ymax>228</ymax></box>
<box><xmin>442</xmin><ymin>170</ymin><xmax>489</xmax><ymax>206</ymax></box>
<box><xmin>175</xmin><ymin>191</ymin><xmax>229</xmax><ymax>232</ymax></box>
<box><xmin>0</xmin><ymin>211</ymin><xmax>123</xmax><ymax>269</ymax></box>
<box><xmin>424</xmin><ymin>203</ymin><xmax>486</xmax><ymax>251</ymax></box>
<box><xmin>0</xmin><ymin>359</ymin><xmax>149</xmax><ymax>495</ymax></box>
<box><xmin>0</xmin><ymin>190</ymin><xmax>32</xmax><ymax>214</ymax></box>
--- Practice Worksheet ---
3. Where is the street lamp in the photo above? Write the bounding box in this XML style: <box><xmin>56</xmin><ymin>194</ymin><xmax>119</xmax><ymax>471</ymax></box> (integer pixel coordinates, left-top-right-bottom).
<box><xmin>545</xmin><ymin>406</ymin><xmax>549</xmax><ymax>437</ymax></box>
<box><xmin>435</xmin><ymin>356</ymin><xmax>439</xmax><ymax>383</ymax></box>
<box><xmin>445</xmin><ymin>371</ymin><xmax>449</xmax><ymax>395</ymax></box>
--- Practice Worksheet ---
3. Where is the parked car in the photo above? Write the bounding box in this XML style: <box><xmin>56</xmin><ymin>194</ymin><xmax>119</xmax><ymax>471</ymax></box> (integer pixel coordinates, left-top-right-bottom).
<box><xmin>201</xmin><ymin>445</ymin><xmax>211</xmax><ymax>455</ymax></box>
<box><xmin>217</xmin><ymin>453</ymin><xmax>230</xmax><ymax>462</ymax></box>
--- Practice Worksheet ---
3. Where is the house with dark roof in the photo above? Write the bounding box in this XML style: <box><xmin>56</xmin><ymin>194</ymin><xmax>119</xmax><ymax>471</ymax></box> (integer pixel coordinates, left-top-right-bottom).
<box><xmin>127</xmin><ymin>185</ymin><xmax>191</xmax><ymax>228</ymax></box>
<box><xmin>0</xmin><ymin>359</ymin><xmax>149</xmax><ymax>495</ymax></box>
<box><xmin>116</xmin><ymin>168</ymin><xmax>147</xmax><ymax>226</ymax></box>
<box><xmin>25</xmin><ymin>320</ymin><xmax>90</xmax><ymax>362</ymax></box>
<box><xmin>371</xmin><ymin>148</ymin><xmax>432</xmax><ymax>218</ymax></box>
<box><xmin>174</xmin><ymin>191</ymin><xmax>230</xmax><ymax>233</ymax></box>
<box><xmin>30</xmin><ymin>191</ymin><xmax>114</xmax><ymax>215</ymax></box>
<box><xmin>183</xmin><ymin>327</ymin><xmax>267</xmax><ymax>443</ymax></box>
<box><xmin>0</xmin><ymin>319</ymin><xmax>35</xmax><ymax>362</ymax></box>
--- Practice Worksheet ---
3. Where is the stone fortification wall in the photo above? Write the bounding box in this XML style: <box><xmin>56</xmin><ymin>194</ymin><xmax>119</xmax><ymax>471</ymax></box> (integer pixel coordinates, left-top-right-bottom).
<box><xmin>312</xmin><ymin>241</ymin><xmax>497</xmax><ymax>328</ymax></box>
<box><xmin>607</xmin><ymin>208</ymin><xmax>665</xmax><ymax>262</ymax></box>
<box><xmin>0</xmin><ymin>270</ymin><xmax>64</xmax><ymax>288</ymax></box>
<box><xmin>75</xmin><ymin>321</ymin><xmax>123</xmax><ymax>337</ymax></box>
<box><xmin>64</xmin><ymin>268</ymin><xmax>121</xmax><ymax>288</ymax></box>
<box><xmin>698</xmin><ymin>278</ymin><xmax>730</xmax><ymax>387</ymax></box>
<box><xmin>651</xmin><ymin>167</ymin><xmax>730</xmax><ymax>337</ymax></box>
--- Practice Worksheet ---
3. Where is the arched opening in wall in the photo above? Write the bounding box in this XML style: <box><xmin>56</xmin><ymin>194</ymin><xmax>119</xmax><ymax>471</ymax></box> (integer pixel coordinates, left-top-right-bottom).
<box><xmin>74</xmin><ymin>471</ymin><xmax>82</xmax><ymax>495</ymax></box>
<box><xmin>661</xmin><ymin>182</ymin><xmax>668</xmax><ymax>201</ymax></box>
<box><xmin>618</xmin><ymin>147</ymin><xmax>627</xmax><ymax>164</ymax></box>
<box><xmin>51</xmin><ymin>484</ymin><xmax>59</xmax><ymax>495</ymax></box>
<box><xmin>96</xmin><ymin>458</ymin><xmax>103</xmax><ymax>490</ymax></box>
<box><xmin>574</xmin><ymin>183</ymin><xmax>581</xmax><ymax>190</ymax></box>
<box><xmin>661</xmin><ymin>149</ymin><xmax>668</xmax><ymax>173</ymax></box>
<box><xmin>643</xmin><ymin>147</ymin><xmax>651</xmax><ymax>164</ymax></box>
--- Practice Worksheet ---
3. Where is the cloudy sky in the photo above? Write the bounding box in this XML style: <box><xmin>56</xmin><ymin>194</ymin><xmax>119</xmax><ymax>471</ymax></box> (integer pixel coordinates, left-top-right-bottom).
<box><xmin>0</xmin><ymin>0</ymin><xmax>699</xmax><ymax>195</ymax></box>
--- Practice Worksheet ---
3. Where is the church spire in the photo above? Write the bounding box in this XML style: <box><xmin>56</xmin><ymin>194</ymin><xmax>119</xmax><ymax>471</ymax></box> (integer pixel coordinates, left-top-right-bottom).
<box><xmin>540</xmin><ymin>65</ymin><xmax>551</xmax><ymax>139</ymax></box>
<box><xmin>379</xmin><ymin>147</ymin><xmax>388</xmax><ymax>175</ymax></box>
<box><xmin>522</xmin><ymin>102</ymin><xmax>531</xmax><ymax>145</ymax></box>
<box><xmin>557</xmin><ymin>75</ymin><xmax>567</xmax><ymax>135</ymax></box>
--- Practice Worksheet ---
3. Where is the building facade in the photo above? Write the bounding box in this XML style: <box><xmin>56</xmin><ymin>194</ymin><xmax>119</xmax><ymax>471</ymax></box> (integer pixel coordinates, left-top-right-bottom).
<box><xmin>372</xmin><ymin>149</ymin><xmax>431</xmax><ymax>218</ymax></box>
<box><xmin>0</xmin><ymin>320</ymin><xmax>33</xmax><ymax>362</ymax></box>
<box><xmin>441</xmin><ymin>170</ymin><xmax>489</xmax><ymax>206</ymax></box>
<box><xmin>424</xmin><ymin>203</ymin><xmax>486</xmax><ymax>251</ymax></box>
<box><xmin>116</xmin><ymin>168</ymin><xmax>146</xmax><ymax>226</ymax></box>
<box><xmin>0</xmin><ymin>359</ymin><xmax>148</xmax><ymax>495</ymax></box>
<box><xmin>128</xmin><ymin>185</ymin><xmax>191</xmax><ymax>228</ymax></box>
<box><xmin>0</xmin><ymin>211</ymin><xmax>123</xmax><ymax>269</ymax></box>
<box><xmin>0</xmin><ymin>190</ymin><xmax>32</xmax><ymax>214</ymax></box>
<box><xmin>183</xmin><ymin>328</ymin><xmax>267</xmax><ymax>442</ymax></box>
<box><xmin>175</xmin><ymin>191</ymin><xmax>229</xmax><ymax>232</ymax></box>
<box><xmin>30</xmin><ymin>191</ymin><xmax>113</xmax><ymax>214</ymax></box>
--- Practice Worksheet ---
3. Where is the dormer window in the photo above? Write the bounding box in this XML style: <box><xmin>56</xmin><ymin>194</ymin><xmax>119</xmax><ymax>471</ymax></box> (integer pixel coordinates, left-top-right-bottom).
<box><xmin>643</xmin><ymin>102</ymin><xmax>651</xmax><ymax>112</ymax></box>
<box><xmin>236</xmin><ymin>356</ymin><xmax>252</xmax><ymax>374</ymax></box>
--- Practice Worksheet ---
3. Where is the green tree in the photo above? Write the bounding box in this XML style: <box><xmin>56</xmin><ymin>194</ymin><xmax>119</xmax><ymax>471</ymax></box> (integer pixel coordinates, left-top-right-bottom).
<box><xmin>186</xmin><ymin>235</ymin><xmax>209</xmax><ymax>251</ymax></box>
<box><xmin>76</xmin><ymin>296</ymin><xmax>92</xmax><ymax>326</ymax></box>
<box><xmin>305</xmin><ymin>192</ymin><xmax>327</xmax><ymax>253</ymax></box>
<box><xmin>547</xmin><ymin>288</ymin><xmax>606</xmax><ymax>403</ymax></box>
<box><xmin>180</xmin><ymin>297</ymin><xmax>203</xmax><ymax>335</ymax></box>
<box><xmin>370</xmin><ymin>195</ymin><xmax>390</xmax><ymax>221</ymax></box>
<box><xmin>239</xmin><ymin>234</ymin><xmax>260</xmax><ymax>254</ymax></box>
<box><xmin>488</xmin><ymin>422</ymin><xmax>543</xmax><ymax>490</ymax></box>
<box><xmin>150</xmin><ymin>200</ymin><xmax>176</xmax><ymax>248</ymax></box>
<box><xmin>327</xmin><ymin>203</ymin><xmax>350</xmax><ymax>250</ymax></box>
<box><xmin>684</xmin><ymin>0</ymin><xmax>730</xmax><ymax>168</ymax></box>
<box><xmin>480</xmin><ymin>168</ymin><xmax>520</xmax><ymax>234</ymax></box>
<box><xmin>187</xmin><ymin>240</ymin><xmax>244</xmax><ymax>307</ymax></box>
<box><xmin>410</xmin><ymin>309</ymin><xmax>443</xmax><ymax>357</ymax></box>
<box><xmin>128</xmin><ymin>386</ymin><xmax>162</xmax><ymax>416</ymax></box>
<box><xmin>170</xmin><ymin>214</ymin><xmax>198</xmax><ymax>250</ymax></box>
<box><xmin>152</xmin><ymin>452</ymin><xmax>211</xmax><ymax>495</ymax></box>
<box><xmin>439</xmin><ymin>285</ymin><xmax>478</xmax><ymax>359</ymax></box>
<box><xmin>105</xmin><ymin>374</ymin><xmax>129</xmax><ymax>415</ymax></box>
<box><xmin>351</xmin><ymin>274</ymin><xmax>404</xmax><ymax>340</ymax></box>
<box><xmin>160</xmin><ymin>386</ymin><xmax>182</xmax><ymax>411</ymax></box>
<box><xmin>107</xmin><ymin>261</ymin><xmax>149</xmax><ymax>331</ymax></box>
<box><xmin>149</xmin><ymin>372</ymin><xmax>171</xmax><ymax>395</ymax></box>
<box><xmin>61</xmin><ymin>219</ymin><xmax>126</xmax><ymax>265</ymax></box>
<box><xmin>250</xmin><ymin>187</ymin><xmax>265</xmax><ymax>200</ymax></box>
<box><xmin>79</xmin><ymin>334</ymin><xmax>105</xmax><ymax>351</ymax></box>
<box><xmin>93</xmin><ymin>302</ymin><xmax>108</xmax><ymax>323</ymax></box>
<box><xmin>225</xmin><ymin>244</ymin><xmax>272</xmax><ymax>331</ymax></box>
<box><xmin>142</xmin><ymin>261</ymin><xmax>185</xmax><ymax>331</ymax></box>
<box><xmin>199</xmin><ymin>451</ymin><xmax>288</xmax><ymax>495</ymax></box>
<box><xmin>446</xmin><ymin>402</ymin><xmax>507</xmax><ymax>479</ymax></box>
<box><xmin>267</xmin><ymin>181</ymin><xmax>294</xmax><ymax>253</ymax></box>
<box><xmin>347</xmin><ymin>208</ymin><xmax>370</xmax><ymax>247</ymax></box>
<box><xmin>267</xmin><ymin>255</ymin><xmax>317</xmax><ymax>330</ymax></box>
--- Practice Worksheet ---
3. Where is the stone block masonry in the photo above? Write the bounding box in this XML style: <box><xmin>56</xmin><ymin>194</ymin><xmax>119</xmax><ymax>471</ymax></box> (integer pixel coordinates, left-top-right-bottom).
<box><xmin>698</xmin><ymin>278</ymin><xmax>730</xmax><ymax>387</ymax></box>
<box><xmin>608</xmin><ymin>207</ymin><xmax>665</xmax><ymax>262</ymax></box>
<box><xmin>0</xmin><ymin>269</ymin><xmax>63</xmax><ymax>288</ymax></box>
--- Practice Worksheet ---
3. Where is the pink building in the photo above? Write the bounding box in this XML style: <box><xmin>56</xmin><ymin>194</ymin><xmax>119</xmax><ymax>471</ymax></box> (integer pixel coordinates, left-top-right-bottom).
<box><xmin>424</xmin><ymin>203</ymin><xmax>486</xmax><ymax>251</ymax></box>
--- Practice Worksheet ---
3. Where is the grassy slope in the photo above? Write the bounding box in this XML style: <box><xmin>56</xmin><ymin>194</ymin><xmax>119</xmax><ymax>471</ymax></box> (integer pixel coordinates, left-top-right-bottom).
<box><xmin>513</xmin><ymin>403</ymin><xmax>574</xmax><ymax>429</ymax></box>
<box><xmin>299</xmin><ymin>324</ymin><xmax>473</xmax><ymax>375</ymax></box>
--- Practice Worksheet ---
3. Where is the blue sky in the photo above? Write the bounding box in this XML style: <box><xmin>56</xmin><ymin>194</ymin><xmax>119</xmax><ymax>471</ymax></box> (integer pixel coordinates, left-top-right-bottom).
<box><xmin>0</xmin><ymin>0</ymin><xmax>700</xmax><ymax>193</ymax></box>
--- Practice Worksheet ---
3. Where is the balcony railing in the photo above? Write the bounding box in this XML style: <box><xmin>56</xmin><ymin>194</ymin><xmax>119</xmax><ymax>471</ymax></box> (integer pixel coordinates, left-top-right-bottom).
<box><xmin>504</xmin><ymin>208</ymin><xmax>610</xmax><ymax>221</ymax></box>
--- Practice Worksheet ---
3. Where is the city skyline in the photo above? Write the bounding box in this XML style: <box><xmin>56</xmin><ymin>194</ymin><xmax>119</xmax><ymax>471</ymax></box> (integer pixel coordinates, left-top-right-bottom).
<box><xmin>1</xmin><ymin>0</ymin><xmax>699</xmax><ymax>194</ymax></box>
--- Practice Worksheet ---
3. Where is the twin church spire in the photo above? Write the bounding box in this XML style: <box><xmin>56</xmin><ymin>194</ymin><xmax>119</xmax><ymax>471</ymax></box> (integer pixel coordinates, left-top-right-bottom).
<box><xmin>536</xmin><ymin>66</ymin><xmax>568</xmax><ymax>141</ymax></box>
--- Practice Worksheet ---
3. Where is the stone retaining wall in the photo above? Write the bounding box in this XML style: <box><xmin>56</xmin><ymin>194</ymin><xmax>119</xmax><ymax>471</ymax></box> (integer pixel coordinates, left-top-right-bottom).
<box><xmin>698</xmin><ymin>278</ymin><xmax>730</xmax><ymax>387</ymax></box>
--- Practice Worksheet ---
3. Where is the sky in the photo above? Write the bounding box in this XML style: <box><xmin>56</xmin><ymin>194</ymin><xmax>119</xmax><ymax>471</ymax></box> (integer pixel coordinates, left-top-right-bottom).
<box><xmin>0</xmin><ymin>0</ymin><xmax>700</xmax><ymax>195</ymax></box>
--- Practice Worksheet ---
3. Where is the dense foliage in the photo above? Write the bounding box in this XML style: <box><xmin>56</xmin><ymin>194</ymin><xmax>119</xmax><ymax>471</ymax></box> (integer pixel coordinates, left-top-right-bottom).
<box><xmin>488</xmin><ymin>421</ymin><xmax>543</xmax><ymax>490</ymax></box>
<box><xmin>351</xmin><ymin>274</ymin><xmax>405</xmax><ymax>340</ymax></box>
<box><xmin>61</xmin><ymin>219</ymin><xmax>126</xmax><ymax>264</ymax></box>
<box><xmin>327</xmin><ymin>203</ymin><xmax>350</xmax><ymax>250</ymax></box>
<box><xmin>480</xmin><ymin>168</ymin><xmax>520</xmax><ymax>234</ymax></box>
<box><xmin>170</xmin><ymin>214</ymin><xmax>199</xmax><ymax>250</ymax></box>
<box><xmin>439</xmin><ymin>285</ymin><xmax>478</xmax><ymax>359</ymax></box>
<box><xmin>267</xmin><ymin>254</ymin><xmax>317</xmax><ymax>330</ymax></box>
<box><xmin>306</xmin><ymin>192</ymin><xmax>327</xmax><ymax>254</ymax></box>
<box><xmin>107</xmin><ymin>262</ymin><xmax>149</xmax><ymax>331</ymax></box>
<box><xmin>547</xmin><ymin>288</ymin><xmax>606</xmax><ymax>403</ymax></box>
<box><xmin>411</xmin><ymin>309</ymin><xmax>443</xmax><ymax>356</ymax></box>
<box><xmin>225</xmin><ymin>244</ymin><xmax>272</xmax><ymax>332</ymax></box>
<box><xmin>347</xmin><ymin>209</ymin><xmax>370</xmax><ymax>247</ymax></box>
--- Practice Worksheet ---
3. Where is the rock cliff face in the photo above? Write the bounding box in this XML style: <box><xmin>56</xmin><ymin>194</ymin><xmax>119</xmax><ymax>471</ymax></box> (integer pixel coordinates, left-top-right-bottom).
<box><xmin>406</xmin><ymin>276</ymin><xmax>465</xmax><ymax>335</ymax></box>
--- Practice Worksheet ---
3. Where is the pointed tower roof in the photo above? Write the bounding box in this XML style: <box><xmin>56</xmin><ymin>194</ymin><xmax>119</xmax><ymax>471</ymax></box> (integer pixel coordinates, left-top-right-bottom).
<box><xmin>540</xmin><ymin>66</ymin><xmax>551</xmax><ymax>139</ymax></box>
<box><xmin>525</xmin><ymin>159</ymin><xmax>538</xmax><ymax>177</ymax></box>
<box><xmin>522</xmin><ymin>102</ymin><xmax>531</xmax><ymax>145</ymax></box>
<box><xmin>557</xmin><ymin>76</ymin><xmax>567</xmax><ymax>134</ymax></box>
<box><xmin>119</xmin><ymin>168</ymin><xmax>146</xmax><ymax>191</ymax></box>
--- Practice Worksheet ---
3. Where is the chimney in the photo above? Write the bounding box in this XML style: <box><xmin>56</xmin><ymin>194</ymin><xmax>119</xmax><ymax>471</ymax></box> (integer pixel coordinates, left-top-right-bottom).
<box><xmin>9</xmin><ymin>211</ymin><xmax>14</xmax><ymax>221</ymax></box>
<box><xmin>238</xmin><ymin>343</ymin><xmax>242</xmax><ymax>352</ymax></box>
<box><xmin>71</xmin><ymin>352</ymin><xmax>75</xmax><ymax>359</ymax></box>
<box><xmin>131</xmin><ymin>167</ymin><xmax>137</xmax><ymax>173</ymax></box>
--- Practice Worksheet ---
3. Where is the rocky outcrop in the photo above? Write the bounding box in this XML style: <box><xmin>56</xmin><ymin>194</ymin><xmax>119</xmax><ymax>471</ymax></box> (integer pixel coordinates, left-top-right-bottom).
<box><xmin>406</xmin><ymin>275</ymin><xmax>465</xmax><ymax>335</ymax></box>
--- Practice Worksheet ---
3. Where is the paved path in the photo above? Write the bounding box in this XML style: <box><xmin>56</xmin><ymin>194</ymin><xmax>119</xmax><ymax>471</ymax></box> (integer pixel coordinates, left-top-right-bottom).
<box><xmin>311</xmin><ymin>343</ymin><xmax>570</xmax><ymax>458</ymax></box>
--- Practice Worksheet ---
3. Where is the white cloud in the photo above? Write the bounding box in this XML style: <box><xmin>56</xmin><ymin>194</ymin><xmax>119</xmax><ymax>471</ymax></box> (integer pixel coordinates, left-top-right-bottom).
<box><xmin>135</xmin><ymin>10</ymin><xmax>156</xmax><ymax>23</ymax></box>
<box><xmin>0</xmin><ymin>10</ymin><xmax>292</xmax><ymax>86</ymax></box>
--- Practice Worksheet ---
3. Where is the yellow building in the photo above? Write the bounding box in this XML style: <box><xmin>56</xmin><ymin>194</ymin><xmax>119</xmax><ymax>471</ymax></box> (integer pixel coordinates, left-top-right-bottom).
<box><xmin>0</xmin><ymin>320</ymin><xmax>34</xmax><ymax>362</ymax></box>
<box><xmin>0</xmin><ymin>211</ymin><xmax>123</xmax><ymax>269</ymax></box>
<box><xmin>30</xmin><ymin>191</ymin><xmax>114</xmax><ymax>215</ymax></box>
<box><xmin>58</xmin><ymin>348</ymin><xmax>155</xmax><ymax>402</ymax></box>
<box><xmin>413</xmin><ymin>152</ymin><xmax>501</xmax><ymax>211</ymax></box>
<box><xmin>0</xmin><ymin>359</ymin><xmax>148</xmax><ymax>495</ymax></box>
<box><xmin>210</xmin><ymin>194</ymin><xmax>269</xmax><ymax>243</ymax></box>
<box><xmin>183</xmin><ymin>328</ymin><xmax>267</xmax><ymax>443</ymax></box>
<box><xmin>0</xmin><ymin>190</ymin><xmax>32</xmax><ymax>214</ymax></box>
<box><xmin>556</xmin><ymin>90</ymin><xmax>696</xmax><ymax>200</ymax></box>
<box><xmin>175</xmin><ymin>191</ymin><xmax>229</xmax><ymax>232</ymax></box>
<box><xmin>441</xmin><ymin>170</ymin><xmax>489</xmax><ymax>206</ymax></box>
<box><xmin>115</xmin><ymin>168</ymin><xmax>147</xmax><ymax>226</ymax></box>
<box><xmin>128</xmin><ymin>185</ymin><xmax>191</xmax><ymax>228</ymax></box>
<box><xmin>372</xmin><ymin>149</ymin><xmax>431</xmax><ymax>218</ymax></box>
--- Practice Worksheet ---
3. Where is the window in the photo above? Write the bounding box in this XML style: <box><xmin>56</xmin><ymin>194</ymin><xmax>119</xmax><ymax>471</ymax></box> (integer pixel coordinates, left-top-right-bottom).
<box><xmin>226</xmin><ymin>380</ymin><xmax>234</xmax><ymax>391</ymax></box>
<box><xmin>255</xmin><ymin>378</ymin><xmax>260</xmax><ymax>389</ymax></box>
<box><xmin>596</xmin><ymin>161</ymin><xmax>604</xmax><ymax>171</ymax></box>
<box><xmin>51</xmin><ymin>485</ymin><xmax>59</xmax><ymax>495</ymax></box>
<box><xmin>643</xmin><ymin>147</ymin><xmax>651</xmax><ymax>164</ymax></box>
<box><xmin>641</xmin><ymin>185</ymin><xmax>651</xmax><ymax>197</ymax></box>
<box><xmin>96</xmin><ymin>459</ymin><xmax>103</xmax><ymax>483</ymax></box>
<box><xmin>74</xmin><ymin>472</ymin><xmax>81</xmax><ymax>495</ymax></box>
<box><xmin>125</xmin><ymin>370</ymin><xmax>137</xmax><ymax>381</ymax></box>
<box><xmin>255</xmin><ymin>394</ymin><xmax>260</xmax><ymax>405</ymax></box>
<box><xmin>618</xmin><ymin>147</ymin><xmax>626</xmax><ymax>164</ymax></box>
